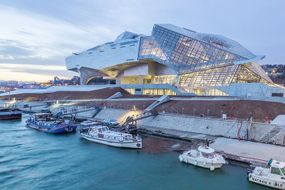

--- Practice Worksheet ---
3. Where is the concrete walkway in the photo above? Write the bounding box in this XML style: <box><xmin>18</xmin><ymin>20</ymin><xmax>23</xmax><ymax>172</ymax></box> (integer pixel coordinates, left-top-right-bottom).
<box><xmin>211</xmin><ymin>137</ymin><xmax>285</xmax><ymax>164</ymax></box>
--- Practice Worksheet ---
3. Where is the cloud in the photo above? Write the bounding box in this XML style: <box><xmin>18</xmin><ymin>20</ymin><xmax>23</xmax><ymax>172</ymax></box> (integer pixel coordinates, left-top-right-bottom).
<box><xmin>0</xmin><ymin>5</ymin><xmax>97</xmax><ymax>66</ymax></box>
<box><xmin>0</xmin><ymin>39</ymin><xmax>34</xmax><ymax>60</ymax></box>
<box><xmin>0</xmin><ymin>0</ymin><xmax>284</xmax><ymax>82</ymax></box>
<box><xmin>0</xmin><ymin>4</ymin><xmax>111</xmax><ymax>81</ymax></box>
<box><xmin>0</xmin><ymin>63</ymin><xmax>75</xmax><ymax>82</ymax></box>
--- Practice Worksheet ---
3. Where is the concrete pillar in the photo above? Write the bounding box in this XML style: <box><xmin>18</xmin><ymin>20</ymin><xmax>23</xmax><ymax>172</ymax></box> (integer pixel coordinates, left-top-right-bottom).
<box><xmin>79</xmin><ymin>67</ymin><xmax>105</xmax><ymax>85</ymax></box>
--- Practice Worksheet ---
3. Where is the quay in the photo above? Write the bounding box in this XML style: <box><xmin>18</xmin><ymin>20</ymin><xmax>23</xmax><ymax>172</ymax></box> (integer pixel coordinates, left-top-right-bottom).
<box><xmin>2</xmin><ymin>88</ymin><xmax>285</xmax><ymax>166</ymax></box>
<box><xmin>211</xmin><ymin>138</ymin><xmax>285</xmax><ymax>165</ymax></box>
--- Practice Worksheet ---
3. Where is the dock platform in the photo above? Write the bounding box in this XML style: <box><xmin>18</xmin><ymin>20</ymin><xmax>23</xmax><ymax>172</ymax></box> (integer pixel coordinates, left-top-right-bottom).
<box><xmin>211</xmin><ymin>138</ymin><xmax>285</xmax><ymax>165</ymax></box>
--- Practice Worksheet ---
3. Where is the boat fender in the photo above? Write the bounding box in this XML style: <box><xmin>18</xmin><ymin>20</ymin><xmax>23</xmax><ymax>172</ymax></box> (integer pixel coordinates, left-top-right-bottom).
<box><xmin>194</xmin><ymin>160</ymin><xmax>198</xmax><ymax>166</ymax></box>
<box><xmin>210</xmin><ymin>166</ymin><xmax>215</xmax><ymax>171</ymax></box>
<box><xmin>179</xmin><ymin>155</ymin><xmax>183</xmax><ymax>162</ymax></box>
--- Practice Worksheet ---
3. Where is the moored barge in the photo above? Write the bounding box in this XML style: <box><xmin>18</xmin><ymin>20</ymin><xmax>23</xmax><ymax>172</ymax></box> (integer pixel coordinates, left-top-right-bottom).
<box><xmin>0</xmin><ymin>108</ymin><xmax>22</xmax><ymax>120</ymax></box>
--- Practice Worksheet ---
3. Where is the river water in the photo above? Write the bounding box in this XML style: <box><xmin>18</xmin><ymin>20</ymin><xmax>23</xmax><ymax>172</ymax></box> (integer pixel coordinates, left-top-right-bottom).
<box><xmin>0</xmin><ymin>114</ymin><xmax>270</xmax><ymax>190</ymax></box>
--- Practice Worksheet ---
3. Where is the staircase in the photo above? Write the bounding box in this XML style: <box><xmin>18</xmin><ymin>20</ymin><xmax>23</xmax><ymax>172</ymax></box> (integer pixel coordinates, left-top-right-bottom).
<box><xmin>121</xmin><ymin>110</ymin><xmax>158</xmax><ymax>133</ymax></box>
<box><xmin>91</xmin><ymin>107</ymin><xmax>102</xmax><ymax>118</ymax></box>
<box><xmin>107</xmin><ymin>92</ymin><xmax>122</xmax><ymax>99</ymax></box>
<box><xmin>144</xmin><ymin>95</ymin><xmax>170</xmax><ymax>113</ymax></box>
<box><xmin>260</xmin><ymin>127</ymin><xmax>282</xmax><ymax>143</ymax></box>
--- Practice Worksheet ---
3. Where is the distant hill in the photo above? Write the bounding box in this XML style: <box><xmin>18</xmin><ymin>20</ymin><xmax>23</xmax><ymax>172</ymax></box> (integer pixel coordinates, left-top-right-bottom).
<box><xmin>262</xmin><ymin>64</ymin><xmax>285</xmax><ymax>86</ymax></box>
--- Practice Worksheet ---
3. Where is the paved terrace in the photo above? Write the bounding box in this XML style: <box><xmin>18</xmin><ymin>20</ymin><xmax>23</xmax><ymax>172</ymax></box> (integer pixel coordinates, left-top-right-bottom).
<box><xmin>2</xmin><ymin>85</ymin><xmax>285</xmax><ymax>121</ymax></box>
<box><xmin>211</xmin><ymin>138</ymin><xmax>285</xmax><ymax>164</ymax></box>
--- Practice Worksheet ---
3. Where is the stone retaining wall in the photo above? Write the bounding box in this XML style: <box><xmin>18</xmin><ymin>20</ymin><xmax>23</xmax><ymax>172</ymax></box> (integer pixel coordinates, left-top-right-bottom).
<box><xmin>92</xmin><ymin>108</ymin><xmax>285</xmax><ymax>146</ymax></box>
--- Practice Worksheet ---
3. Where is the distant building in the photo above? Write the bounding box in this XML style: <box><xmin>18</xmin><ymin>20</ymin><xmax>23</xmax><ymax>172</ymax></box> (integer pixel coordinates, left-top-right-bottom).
<box><xmin>52</xmin><ymin>76</ymin><xmax>80</xmax><ymax>86</ymax></box>
<box><xmin>66</xmin><ymin>24</ymin><xmax>285</xmax><ymax>97</ymax></box>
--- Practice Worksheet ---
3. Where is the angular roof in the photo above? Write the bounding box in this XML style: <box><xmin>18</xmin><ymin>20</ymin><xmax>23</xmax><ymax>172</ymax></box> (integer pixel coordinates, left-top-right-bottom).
<box><xmin>156</xmin><ymin>24</ymin><xmax>256</xmax><ymax>59</ymax></box>
<box><xmin>115</xmin><ymin>31</ymin><xmax>140</xmax><ymax>42</ymax></box>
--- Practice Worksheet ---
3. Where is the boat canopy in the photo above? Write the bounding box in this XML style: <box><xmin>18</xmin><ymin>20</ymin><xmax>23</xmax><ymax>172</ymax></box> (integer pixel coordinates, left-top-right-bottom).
<box><xmin>198</xmin><ymin>146</ymin><xmax>215</xmax><ymax>154</ymax></box>
<box><xmin>271</xmin><ymin>160</ymin><xmax>285</xmax><ymax>169</ymax></box>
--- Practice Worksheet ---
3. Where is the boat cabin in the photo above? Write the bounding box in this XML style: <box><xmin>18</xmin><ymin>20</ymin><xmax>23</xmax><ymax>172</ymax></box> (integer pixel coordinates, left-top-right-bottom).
<box><xmin>97</xmin><ymin>126</ymin><xmax>109</xmax><ymax>133</ymax></box>
<box><xmin>81</xmin><ymin>120</ymin><xmax>99</xmax><ymax>126</ymax></box>
<box><xmin>89</xmin><ymin>126</ymin><xmax>109</xmax><ymax>133</ymax></box>
<box><xmin>87</xmin><ymin>125</ymin><xmax>136</xmax><ymax>141</ymax></box>
<box><xmin>198</xmin><ymin>146</ymin><xmax>215</xmax><ymax>159</ymax></box>
<box><xmin>270</xmin><ymin>160</ymin><xmax>285</xmax><ymax>177</ymax></box>
<box><xmin>32</xmin><ymin>113</ymin><xmax>55</xmax><ymax>121</ymax></box>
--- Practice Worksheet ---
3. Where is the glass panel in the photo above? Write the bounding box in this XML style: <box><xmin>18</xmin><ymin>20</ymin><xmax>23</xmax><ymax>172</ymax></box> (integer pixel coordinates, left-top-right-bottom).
<box><xmin>271</xmin><ymin>167</ymin><xmax>282</xmax><ymax>176</ymax></box>
<box><xmin>179</xmin><ymin>64</ymin><xmax>239</xmax><ymax>88</ymax></box>
<box><xmin>151</xmin><ymin>75</ymin><xmax>177</xmax><ymax>84</ymax></box>
<box><xmin>139</xmin><ymin>25</ymin><xmax>245</xmax><ymax>73</ymax></box>
<box><xmin>232</xmin><ymin>65</ymin><xmax>271</xmax><ymax>84</ymax></box>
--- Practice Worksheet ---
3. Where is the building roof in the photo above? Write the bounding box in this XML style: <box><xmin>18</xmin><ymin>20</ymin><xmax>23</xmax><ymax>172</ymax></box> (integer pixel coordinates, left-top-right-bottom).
<box><xmin>156</xmin><ymin>24</ymin><xmax>256</xmax><ymax>59</ymax></box>
<box><xmin>115</xmin><ymin>31</ymin><xmax>140</xmax><ymax>42</ymax></box>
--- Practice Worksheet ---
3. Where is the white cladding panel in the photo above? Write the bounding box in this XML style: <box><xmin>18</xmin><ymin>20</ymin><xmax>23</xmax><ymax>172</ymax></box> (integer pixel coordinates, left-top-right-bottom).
<box><xmin>123</xmin><ymin>64</ymin><xmax>149</xmax><ymax>76</ymax></box>
<box><xmin>217</xmin><ymin>83</ymin><xmax>285</xmax><ymax>97</ymax></box>
<box><xmin>66</xmin><ymin>39</ymin><xmax>140</xmax><ymax>70</ymax></box>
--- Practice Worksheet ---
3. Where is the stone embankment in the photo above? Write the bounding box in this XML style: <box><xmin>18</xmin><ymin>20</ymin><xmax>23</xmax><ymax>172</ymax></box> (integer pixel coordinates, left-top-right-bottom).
<box><xmin>14</xmin><ymin>99</ymin><xmax>285</xmax><ymax>164</ymax></box>
<box><xmin>3</xmin><ymin>86</ymin><xmax>285</xmax><ymax>121</ymax></box>
<box><xmin>89</xmin><ymin>107</ymin><xmax>285</xmax><ymax>146</ymax></box>
<box><xmin>92</xmin><ymin>107</ymin><xmax>285</xmax><ymax>164</ymax></box>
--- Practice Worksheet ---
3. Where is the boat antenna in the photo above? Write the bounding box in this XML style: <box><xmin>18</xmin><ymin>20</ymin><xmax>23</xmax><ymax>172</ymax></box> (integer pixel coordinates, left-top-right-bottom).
<box><xmin>206</xmin><ymin>139</ymin><xmax>209</xmax><ymax>147</ymax></box>
<box><xmin>268</xmin><ymin>158</ymin><xmax>273</xmax><ymax>166</ymax></box>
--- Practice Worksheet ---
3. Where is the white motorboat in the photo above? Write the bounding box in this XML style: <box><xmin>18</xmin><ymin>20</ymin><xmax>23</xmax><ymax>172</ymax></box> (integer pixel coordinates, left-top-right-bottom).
<box><xmin>80</xmin><ymin>125</ymin><xmax>142</xmax><ymax>149</ymax></box>
<box><xmin>179</xmin><ymin>145</ymin><xmax>226</xmax><ymax>171</ymax></box>
<box><xmin>248</xmin><ymin>159</ymin><xmax>285</xmax><ymax>189</ymax></box>
<box><xmin>80</xmin><ymin>120</ymin><xmax>99</xmax><ymax>127</ymax></box>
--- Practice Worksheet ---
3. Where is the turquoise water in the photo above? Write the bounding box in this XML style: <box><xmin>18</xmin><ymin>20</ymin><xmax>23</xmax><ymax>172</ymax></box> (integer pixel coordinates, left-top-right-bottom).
<box><xmin>0</xmin><ymin>115</ymin><xmax>270</xmax><ymax>190</ymax></box>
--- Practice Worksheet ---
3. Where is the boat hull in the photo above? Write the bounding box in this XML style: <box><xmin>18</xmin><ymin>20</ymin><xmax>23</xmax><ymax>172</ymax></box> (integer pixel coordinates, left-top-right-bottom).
<box><xmin>26</xmin><ymin>123</ymin><xmax>77</xmax><ymax>134</ymax></box>
<box><xmin>0</xmin><ymin>112</ymin><xmax>22</xmax><ymax>120</ymax></box>
<box><xmin>179</xmin><ymin>154</ymin><xmax>224</xmax><ymax>171</ymax></box>
<box><xmin>81</xmin><ymin>133</ymin><xmax>142</xmax><ymax>149</ymax></box>
<box><xmin>248</xmin><ymin>173</ymin><xmax>285</xmax><ymax>190</ymax></box>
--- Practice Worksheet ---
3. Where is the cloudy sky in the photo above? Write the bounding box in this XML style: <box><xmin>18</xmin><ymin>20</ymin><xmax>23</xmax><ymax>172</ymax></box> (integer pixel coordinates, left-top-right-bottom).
<box><xmin>0</xmin><ymin>0</ymin><xmax>284</xmax><ymax>82</ymax></box>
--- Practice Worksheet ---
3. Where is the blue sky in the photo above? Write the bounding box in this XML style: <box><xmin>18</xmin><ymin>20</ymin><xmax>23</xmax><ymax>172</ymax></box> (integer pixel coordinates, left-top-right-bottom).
<box><xmin>0</xmin><ymin>0</ymin><xmax>284</xmax><ymax>81</ymax></box>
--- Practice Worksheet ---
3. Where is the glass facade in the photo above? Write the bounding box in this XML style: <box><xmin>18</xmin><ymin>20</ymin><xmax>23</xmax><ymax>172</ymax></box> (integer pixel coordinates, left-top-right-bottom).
<box><xmin>151</xmin><ymin>75</ymin><xmax>177</xmax><ymax>85</ymax></box>
<box><xmin>125</xmin><ymin>88</ymin><xmax>176</xmax><ymax>95</ymax></box>
<box><xmin>179</xmin><ymin>65</ymin><xmax>239</xmax><ymax>88</ymax></box>
<box><xmin>137</xmin><ymin>24</ymin><xmax>272</xmax><ymax>96</ymax></box>
<box><xmin>71</xmin><ymin>24</ymin><xmax>273</xmax><ymax>96</ymax></box>
<box><xmin>143</xmin><ymin>89</ymin><xmax>176</xmax><ymax>96</ymax></box>
<box><xmin>232</xmin><ymin>64</ymin><xmax>270</xmax><ymax>84</ymax></box>
<box><xmin>139</xmin><ymin>25</ymin><xmax>245</xmax><ymax>73</ymax></box>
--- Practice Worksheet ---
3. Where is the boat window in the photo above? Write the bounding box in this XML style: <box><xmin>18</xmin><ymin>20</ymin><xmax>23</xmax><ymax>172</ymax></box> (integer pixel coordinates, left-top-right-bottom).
<box><xmin>188</xmin><ymin>151</ymin><xmax>199</xmax><ymax>157</ymax></box>
<box><xmin>98</xmin><ymin>129</ymin><xmax>102</xmax><ymax>133</ymax></box>
<box><xmin>281</xmin><ymin>168</ymin><xmax>285</xmax><ymax>175</ymax></box>
<box><xmin>201</xmin><ymin>152</ymin><xmax>214</xmax><ymax>159</ymax></box>
<box><xmin>271</xmin><ymin>167</ymin><xmax>282</xmax><ymax>176</ymax></box>
<box><xmin>125</xmin><ymin>135</ymin><xmax>131</xmax><ymax>139</ymax></box>
<box><xmin>101</xmin><ymin>127</ymin><xmax>109</xmax><ymax>132</ymax></box>
<box><xmin>124</xmin><ymin>135</ymin><xmax>131</xmax><ymax>140</ymax></box>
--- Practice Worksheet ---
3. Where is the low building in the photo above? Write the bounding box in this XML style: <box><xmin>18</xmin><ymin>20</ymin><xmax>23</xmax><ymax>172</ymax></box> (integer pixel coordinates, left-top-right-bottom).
<box><xmin>66</xmin><ymin>24</ymin><xmax>285</xmax><ymax>97</ymax></box>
